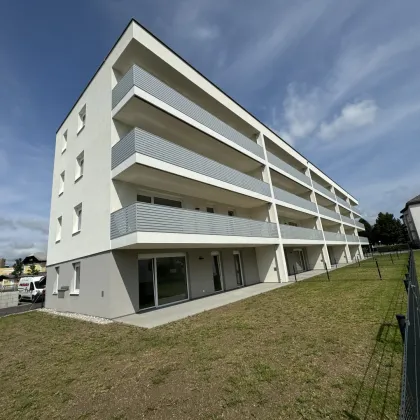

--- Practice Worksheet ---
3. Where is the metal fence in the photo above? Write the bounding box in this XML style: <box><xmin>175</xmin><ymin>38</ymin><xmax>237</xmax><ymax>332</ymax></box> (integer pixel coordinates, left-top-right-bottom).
<box><xmin>399</xmin><ymin>250</ymin><xmax>420</xmax><ymax>419</ymax></box>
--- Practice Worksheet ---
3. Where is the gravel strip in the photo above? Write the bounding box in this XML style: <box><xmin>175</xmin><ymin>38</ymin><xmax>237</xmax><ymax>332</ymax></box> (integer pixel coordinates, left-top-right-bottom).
<box><xmin>38</xmin><ymin>308</ymin><xmax>113</xmax><ymax>324</ymax></box>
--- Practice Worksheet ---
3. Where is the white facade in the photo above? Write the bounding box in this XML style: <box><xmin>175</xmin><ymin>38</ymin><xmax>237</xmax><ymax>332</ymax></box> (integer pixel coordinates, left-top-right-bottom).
<box><xmin>401</xmin><ymin>195</ymin><xmax>420</xmax><ymax>246</ymax></box>
<box><xmin>46</xmin><ymin>19</ymin><xmax>366</xmax><ymax>318</ymax></box>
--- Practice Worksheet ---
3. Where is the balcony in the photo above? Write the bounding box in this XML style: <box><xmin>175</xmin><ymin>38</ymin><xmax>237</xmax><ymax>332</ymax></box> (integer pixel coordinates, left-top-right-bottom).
<box><xmin>110</xmin><ymin>203</ymin><xmax>279</xmax><ymax>247</ymax></box>
<box><xmin>266</xmin><ymin>151</ymin><xmax>311</xmax><ymax>187</ymax></box>
<box><xmin>272</xmin><ymin>186</ymin><xmax>317</xmax><ymax>213</ymax></box>
<box><xmin>336</xmin><ymin>196</ymin><xmax>351</xmax><ymax>209</ymax></box>
<box><xmin>313</xmin><ymin>181</ymin><xmax>335</xmax><ymax>201</ymax></box>
<box><xmin>112</xmin><ymin>128</ymin><xmax>271</xmax><ymax>199</ymax></box>
<box><xmin>352</xmin><ymin>206</ymin><xmax>362</xmax><ymax>215</ymax></box>
<box><xmin>279</xmin><ymin>225</ymin><xmax>324</xmax><ymax>242</ymax></box>
<box><xmin>318</xmin><ymin>205</ymin><xmax>341</xmax><ymax>222</ymax></box>
<box><xmin>324</xmin><ymin>231</ymin><xmax>346</xmax><ymax>242</ymax></box>
<box><xmin>112</xmin><ymin>65</ymin><xmax>265</xmax><ymax>160</ymax></box>
<box><xmin>346</xmin><ymin>235</ymin><xmax>360</xmax><ymax>243</ymax></box>
<box><xmin>341</xmin><ymin>214</ymin><xmax>354</xmax><ymax>226</ymax></box>
<box><xmin>354</xmin><ymin>220</ymin><xmax>365</xmax><ymax>229</ymax></box>
<box><xmin>359</xmin><ymin>237</ymin><xmax>369</xmax><ymax>244</ymax></box>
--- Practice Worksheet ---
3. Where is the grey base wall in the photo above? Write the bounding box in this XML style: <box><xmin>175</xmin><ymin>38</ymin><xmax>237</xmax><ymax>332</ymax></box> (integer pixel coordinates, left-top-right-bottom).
<box><xmin>46</xmin><ymin>247</ymin><xmax>260</xmax><ymax>319</ymax></box>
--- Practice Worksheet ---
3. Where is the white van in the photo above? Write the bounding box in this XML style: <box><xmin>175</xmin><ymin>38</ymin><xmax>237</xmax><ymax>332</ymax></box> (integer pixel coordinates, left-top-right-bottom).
<box><xmin>18</xmin><ymin>276</ymin><xmax>46</xmax><ymax>303</ymax></box>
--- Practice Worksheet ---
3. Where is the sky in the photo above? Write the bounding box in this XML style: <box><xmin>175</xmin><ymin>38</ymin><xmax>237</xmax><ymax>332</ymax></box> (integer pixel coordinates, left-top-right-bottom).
<box><xmin>0</xmin><ymin>0</ymin><xmax>419</xmax><ymax>263</ymax></box>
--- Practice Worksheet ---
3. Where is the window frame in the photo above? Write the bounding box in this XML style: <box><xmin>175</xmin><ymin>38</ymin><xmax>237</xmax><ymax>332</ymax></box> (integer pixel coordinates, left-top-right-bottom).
<box><xmin>62</xmin><ymin>130</ymin><xmax>68</xmax><ymax>153</ymax></box>
<box><xmin>56</xmin><ymin>216</ymin><xmax>62</xmax><ymax>243</ymax></box>
<box><xmin>75</xmin><ymin>151</ymin><xmax>84</xmax><ymax>182</ymax></box>
<box><xmin>77</xmin><ymin>105</ymin><xmax>86</xmax><ymax>134</ymax></box>
<box><xmin>59</xmin><ymin>171</ymin><xmax>65</xmax><ymax>196</ymax></box>
<box><xmin>136</xmin><ymin>189</ymin><xmax>183</xmax><ymax>208</ymax></box>
<box><xmin>73</xmin><ymin>203</ymin><xmax>82</xmax><ymax>234</ymax></box>
<box><xmin>71</xmin><ymin>262</ymin><xmax>81</xmax><ymax>295</ymax></box>
<box><xmin>53</xmin><ymin>267</ymin><xmax>59</xmax><ymax>295</ymax></box>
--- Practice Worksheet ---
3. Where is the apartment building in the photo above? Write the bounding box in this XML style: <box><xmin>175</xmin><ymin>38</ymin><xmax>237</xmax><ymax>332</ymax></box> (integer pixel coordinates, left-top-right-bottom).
<box><xmin>46</xmin><ymin>19</ymin><xmax>367</xmax><ymax>319</ymax></box>
<box><xmin>401</xmin><ymin>194</ymin><xmax>420</xmax><ymax>246</ymax></box>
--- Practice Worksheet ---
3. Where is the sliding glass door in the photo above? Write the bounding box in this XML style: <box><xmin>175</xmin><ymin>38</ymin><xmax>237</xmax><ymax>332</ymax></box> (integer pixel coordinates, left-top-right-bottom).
<box><xmin>138</xmin><ymin>254</ymin><xmax>189</xmax><ymax>310</ymax></box>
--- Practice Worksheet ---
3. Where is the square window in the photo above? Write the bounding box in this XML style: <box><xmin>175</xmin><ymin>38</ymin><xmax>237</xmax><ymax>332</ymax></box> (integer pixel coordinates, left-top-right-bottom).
<box><xmin>228</xmin><ymin>210</ymin><xmax>235</xmax><ymax>217</ymax></box>
<box><xmin>78</xmin><ymin>105</ymin><xmax>86</xmax><ymax>133</ymax></box>
<box><xmin>62</xmin><ymin>130</ymin><xmax>68</xmax><ymax>153</ymax></box>
<box><xmin>72</xmin><ymin>262</ymin><xmax>81</xmax><ymax>294</ymax></box>
<box><xmin>53</xmin><ymin>267</ymin><xmax>59</xmax><ymax>294</ymax></box>
<box><xmin>59</xmin><ymin>171</ymin><xmax>65</xmax><ymax>196</ymax></box>
<box><xmin>56</xmin><ymin>216</ymin><xmax>62</xmax><ymax>242</ymax></box>
<box><xmin>75</xmin><ymin>152</ymin><xmax>84</xmax><ymax>181</ymax></box>
<box><xmin>73</xmin><ymin>204</ymin><xmax>82</xmax><ymax>233</ymax></box>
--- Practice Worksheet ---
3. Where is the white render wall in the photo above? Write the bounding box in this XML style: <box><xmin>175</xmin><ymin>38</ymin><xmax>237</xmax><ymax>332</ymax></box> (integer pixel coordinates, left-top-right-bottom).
<box><xmin>408</xmin><ymin>204</ymin><xmax>420</xmax><ymax>242</ymax></box>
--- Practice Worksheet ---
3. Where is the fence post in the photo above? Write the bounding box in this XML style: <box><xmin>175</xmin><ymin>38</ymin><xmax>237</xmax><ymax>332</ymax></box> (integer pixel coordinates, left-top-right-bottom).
<box><xmin>293</xmin><ymin>264</ymin><xmax>297</xmax><ymax>283</ymax></box>
<box><xmin>390</xmin><ymin>253</ymin><xmax>394</xmax><ymax>264</ymax></box>
<box><xmin>395</xmin><ymin>315</ymin><xmax>406</xmax><ymax>342</ymax></box>
<box><xmin>323</xmin><ymin>261</ymin><xmax>330</xmax><ymax>281</ymax></box>
<box><xmin>375</xmin><ymin>260</ymin><xmax>382</xmax><ymax>280</ymax></box>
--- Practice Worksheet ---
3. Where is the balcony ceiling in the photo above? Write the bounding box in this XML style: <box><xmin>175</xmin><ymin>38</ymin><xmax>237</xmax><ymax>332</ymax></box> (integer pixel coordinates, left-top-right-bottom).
<box><xmin>276</xmin><ymin>205</ymin><xmax>317</xmax><ymax>220</ymax></box>
<box><xmin>114</xmin><ymin>163</ymin><xmax>265</xmax><ymax>209</ymax></box>
<box><xmin>113</xmin><ymin>39</ymin><xmax>258</xmax><ymax>138</ymax></box>
<box><xmin>114</xmin><ymin>96</ymin><xmax>261</xmax><ymax>173</ymax></box>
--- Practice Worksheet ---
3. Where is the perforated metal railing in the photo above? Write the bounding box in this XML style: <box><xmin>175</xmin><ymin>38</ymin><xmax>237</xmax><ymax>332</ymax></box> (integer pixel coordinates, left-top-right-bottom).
<box><xmin>400</xmin><ymin>250</ymin><xmax>420</xmax><ymax>420</ymax></box>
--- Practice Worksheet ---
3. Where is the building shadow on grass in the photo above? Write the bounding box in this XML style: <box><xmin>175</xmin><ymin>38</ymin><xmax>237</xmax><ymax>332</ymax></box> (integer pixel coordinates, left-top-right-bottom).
<box><xmin>343</xmin><ymin>277</ymin><xmax>405</xmax><ymax>420</ymax></box>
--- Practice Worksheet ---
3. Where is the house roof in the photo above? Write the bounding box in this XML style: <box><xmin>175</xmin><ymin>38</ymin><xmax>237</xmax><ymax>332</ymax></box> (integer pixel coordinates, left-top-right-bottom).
<box><xmin>401</xmin><ymin>194</ymin><xmax>420</xmax><ymax>213</ymax></box>
<box><xmin>22</xmin><ymin>253</ymin><xmax>47</xmax><ymax>265</ymax></box>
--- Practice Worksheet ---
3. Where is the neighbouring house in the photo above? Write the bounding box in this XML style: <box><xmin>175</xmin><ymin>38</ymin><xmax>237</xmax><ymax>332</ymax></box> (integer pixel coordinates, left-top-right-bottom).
<box><xmin>22</xmin><ymin>253</ymin><xmax>47</xmax><ymax>274</ymax></box>
<box><xmin>45</xmin><ymin>19</ymin><xmax>366</xmax><ymax>319</ymax></box>
<box><xmin>401</xmin><ymin>195</ymin><xmax>420</xmax><ymax>247</ymax></box>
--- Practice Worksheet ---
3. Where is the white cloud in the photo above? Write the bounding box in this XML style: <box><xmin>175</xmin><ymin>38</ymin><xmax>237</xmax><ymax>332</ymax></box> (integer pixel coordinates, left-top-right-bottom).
<box><xmin>318</xmin><ymin>99</ymin><xmax>378</xmax><ymax>140</ymax></box>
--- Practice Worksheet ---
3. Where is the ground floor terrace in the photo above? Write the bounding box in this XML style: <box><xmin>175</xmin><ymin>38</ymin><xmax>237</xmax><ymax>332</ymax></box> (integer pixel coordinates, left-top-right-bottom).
<box><xmin>46</xmin><ymin>243</ymin><xmax>365</xmax><ymax>319</ymax></box>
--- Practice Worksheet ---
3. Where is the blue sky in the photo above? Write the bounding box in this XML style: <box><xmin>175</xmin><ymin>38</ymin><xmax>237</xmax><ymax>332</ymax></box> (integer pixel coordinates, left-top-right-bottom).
<box><xmin>1</xmin><ymin>0</ymin><xmax>419</xmax><ymax>262</ymax></box>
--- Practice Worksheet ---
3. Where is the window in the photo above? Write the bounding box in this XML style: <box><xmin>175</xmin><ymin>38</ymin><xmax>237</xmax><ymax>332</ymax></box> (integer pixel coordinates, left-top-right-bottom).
<box><xmin>154</xmin><ymin>197</ymin><xmax>182</xmax><ymax>208</ymax></box>
<box><xmin>207</xmin><ymin>207</ymin><xmax>214</xmax><ymax>213</ymax></box>
<box><xmin>59</xmin><ymin>171</ymin><xmax>65</xmax><ymax>196</ymax></box>
<box><xmin>228</xmin><ymin>210</ymin><xmax>235</xmax><ymax>217</ymax></box>
<box><xmin>72</xmin><ymin>262</ymin><xmax>81</xmax><ymax>294</ymax></box>
<box><xmin>73</xmin><ymin>204</ymin><xmax>82</xmax><ymax>233</ymax></box>
<box><xmin>75</xmin><ymin>152</ymin><xmax>84</xmax><ymax>181</ymax></box>
<box><xmin>56</xmin><ymin>216</ymin><xmax>62</xmax><ymax>242</ymax></box>
<box><xmin>136</xmin><ymin>192</ymin><xmax>182</xmax><ymax>208</ymax></box>
<box><xmin>62</xmin><ymin>130</ymin><xmax>68</xmax><ymax>153</ymax></box>
<box><xmin>53</xmin><ymin>267</ymin><xmax>59</xmax><ymax>294</ymax></box>
<box><xmin>78</xmin><ymin>105</ymin><xmax>86</xmax><ymax>133</ymax></box>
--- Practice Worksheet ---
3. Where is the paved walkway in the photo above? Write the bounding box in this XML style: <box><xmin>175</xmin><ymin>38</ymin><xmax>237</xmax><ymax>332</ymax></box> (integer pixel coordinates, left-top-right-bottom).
<box><xmin>115</xmin><ymin>262</ymin><xmax>357</xmax><ymax>329</ymax></box>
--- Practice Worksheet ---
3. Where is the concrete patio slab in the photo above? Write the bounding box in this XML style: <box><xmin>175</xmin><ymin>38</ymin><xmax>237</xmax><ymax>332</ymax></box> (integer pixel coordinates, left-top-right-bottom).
<box><xmin>114</xmin><ymin>261</ymin><xmax>359</xmax><ymax>329</ymax></box>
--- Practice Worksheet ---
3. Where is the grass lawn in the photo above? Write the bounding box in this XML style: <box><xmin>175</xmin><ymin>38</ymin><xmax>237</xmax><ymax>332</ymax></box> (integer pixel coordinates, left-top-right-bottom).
<box><xmin>0</xmin><ymin>253</ymin><xmax>411</xmax><ymax>420</ymax></box>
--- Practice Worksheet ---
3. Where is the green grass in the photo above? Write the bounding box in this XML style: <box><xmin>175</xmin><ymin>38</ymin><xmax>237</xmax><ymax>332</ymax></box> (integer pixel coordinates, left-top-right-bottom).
<box><xmin>0</xmin><ymin>253</ymin><xmax>412</xmax><ymax>420</ymax></box>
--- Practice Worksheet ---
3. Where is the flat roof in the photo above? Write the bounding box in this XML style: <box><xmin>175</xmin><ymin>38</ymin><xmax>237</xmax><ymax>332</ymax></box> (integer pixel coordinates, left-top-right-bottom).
<box><xmin>56</xmin><ymin>18</ymin><xmax>357</xmax><ymax>202</ymax></box>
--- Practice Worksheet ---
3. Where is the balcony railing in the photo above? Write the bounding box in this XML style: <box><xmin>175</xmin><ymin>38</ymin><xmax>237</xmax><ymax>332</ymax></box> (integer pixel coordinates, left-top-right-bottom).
<box><xmin>112</xmin><ymin>65</ymin><xmax>265</xmax><ymax>159</ymax></box>
<box><xmin>346</xmin><ymin>235</ymin><xmax>360</xmax><ymax>243</ymax></box>
<box><xmin>359</xmin><ymin>237</ymin><xmax>369</xmax><ymax>244</ymax></box>
<box><xmin>337</xmin><ymin>196</ymin><xmax>351</xmax><ymax>209</ymax></box>
<box><xmin>341</xmin><ymin>214</ymin><xmax>354</xmax><ymax>225</ymax></box>
<box><xmin>354</xmin><ymin>220</ymin><xmax>364</xmax><ymax>229</ymax></box>
<box><xmin>266</xmin><ymin>151</ymin><xmax>311</xmax><ymax>186</ymax></box>
<box><xmin>352</xmin><ymin>206</ymin><xmax>362</xmax><ymax>215</ymax></box>
<box><xmin>272</xmin><ymin>186</ymin><xmax>317</xmax><ymax>213</ymax></box>
<box><xmin>313</xmin><ymin>181</ymin><xmax>335</xmax><ymax>200</ymax></box>
<box><xmin>279</xmin><ymin>225</ymin><xmax>323</xmax><ymax>241</ymax></box>
<box><xmin>110</xmin><ymin>203</ymin><xmax>279</xmax><ymax>240</ymax></box>
<box><xmin>318</xmin><ymin>205</ymin><xmax>341</xmax><ymax>221</ymax></box>
<box><xmin>112</xmin><ymin>128</ymin><xmax>271</xmax><ymax>198</ymax></box>
<box><xmin>324</xmin><ymin>231</ymin><xmax>347</xmax><ymax>242</ymax></box>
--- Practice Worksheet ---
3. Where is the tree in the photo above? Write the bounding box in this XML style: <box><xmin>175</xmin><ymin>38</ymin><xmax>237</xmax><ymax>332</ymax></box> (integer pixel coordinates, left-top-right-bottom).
<box><xmin>28</xmin><ymin>264</ymin><xmax>40</xmax><ymax>276</ymax></box>
<box><xmin>359</xmin><ymin>218</ymin><xmax>373</xmax><ymax>242</ymax></box>
<box><xmin>373</xmin><ymin>212</ymin><xmax>406</xmax><ymax>245</ymax></box>
<box><xmin>12</xmin><ymin>258</ymin><xmax>24</xmax><ymax>278</ymax></box>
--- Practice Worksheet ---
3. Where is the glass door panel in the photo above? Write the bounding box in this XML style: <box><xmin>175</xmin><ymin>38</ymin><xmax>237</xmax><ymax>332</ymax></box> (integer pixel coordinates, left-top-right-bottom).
<box><xmin>138</xmin><ymin>258</ymin><xmax>155</xmax><ymax>310</ymax></box>
<box><xmin>233</xmin><ymin>252</ymin><xmax>244</xmax><ymax>286</ymax></box>
<box><xmin>156</xmin><ymin>256</ymin><xmax>188</xmax><ymax>306</ymax></box>
<box><xmin>212</xmin><ymin>254</ymin><xmax>223</xmax><ymax>292</ymax></box>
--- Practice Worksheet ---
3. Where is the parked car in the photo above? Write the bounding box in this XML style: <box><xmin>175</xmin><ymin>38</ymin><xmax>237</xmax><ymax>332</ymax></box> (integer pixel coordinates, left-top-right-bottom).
<box><xmin>18</xmin><ymin>276</ymin><xmax>46</xmax><ymax>303</ymax></box>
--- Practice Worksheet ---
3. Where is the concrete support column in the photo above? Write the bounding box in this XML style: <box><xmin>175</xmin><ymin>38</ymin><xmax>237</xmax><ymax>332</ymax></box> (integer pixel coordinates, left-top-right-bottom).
<box><xmin>256</xmin><ymin>133</ymin><xmax>289</xmax><ymax>283</ymax></box>
<box><xmin>344</xmin><ymin>244</ymin><xmax>351</xmax><ymax>262</ymax></box>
